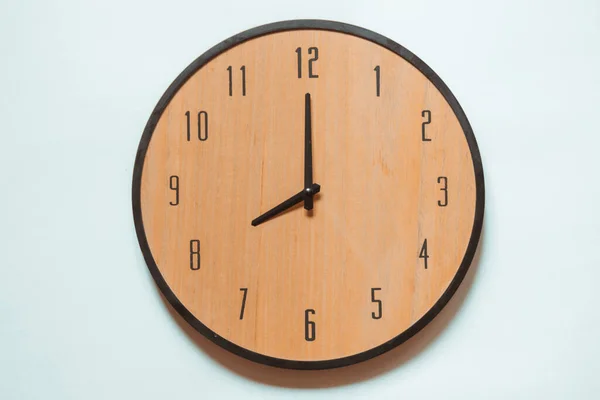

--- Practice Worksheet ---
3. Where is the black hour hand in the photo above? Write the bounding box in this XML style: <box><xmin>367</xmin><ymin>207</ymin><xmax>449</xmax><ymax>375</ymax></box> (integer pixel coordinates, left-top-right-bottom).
<box><xmin>252</xmin><ymin>183</ymin><xmax>320</xmax><ymax>227</ymax></box>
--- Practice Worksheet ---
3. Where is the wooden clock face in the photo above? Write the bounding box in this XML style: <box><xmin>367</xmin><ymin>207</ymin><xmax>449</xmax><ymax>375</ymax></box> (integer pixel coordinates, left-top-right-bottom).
<box><xmin>133</xmin><ymin>20</ymin><xmax>484</xmax><ymax>369</ymax></box>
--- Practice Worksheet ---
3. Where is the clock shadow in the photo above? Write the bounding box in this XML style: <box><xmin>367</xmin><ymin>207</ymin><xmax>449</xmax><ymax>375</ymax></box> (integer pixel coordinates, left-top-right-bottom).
<box><xmin>158</xmin><ymin>224</ymin><xmax>485</xmax><ymax>388</ymax></box>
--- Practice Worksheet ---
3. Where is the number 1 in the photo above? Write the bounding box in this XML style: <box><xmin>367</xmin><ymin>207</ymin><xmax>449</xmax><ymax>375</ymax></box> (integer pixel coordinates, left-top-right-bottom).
<box><xmin>374</xmin><ymin>65</ymin><xmax>381</xmax><ymax>97</ymax></box>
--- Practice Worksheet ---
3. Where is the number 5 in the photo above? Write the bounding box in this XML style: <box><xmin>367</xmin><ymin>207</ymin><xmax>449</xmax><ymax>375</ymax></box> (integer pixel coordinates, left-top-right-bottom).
<box><xmin>371</xmin><ymin>288</ymin><xmax>382</xmax><ymax>319</ymax></box>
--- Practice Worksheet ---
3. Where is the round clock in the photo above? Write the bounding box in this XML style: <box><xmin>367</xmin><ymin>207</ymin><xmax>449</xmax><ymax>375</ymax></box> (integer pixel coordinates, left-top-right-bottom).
<box><xmin>132</xmin><ymin>20</ymin><xmax>484</xmax><ymax>370</ymax></box>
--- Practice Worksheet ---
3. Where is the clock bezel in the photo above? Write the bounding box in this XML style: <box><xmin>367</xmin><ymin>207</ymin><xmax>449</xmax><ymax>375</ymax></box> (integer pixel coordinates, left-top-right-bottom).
<box><xmin>132</xmin><ymin>19</ymin><xmax>485</xmax><ymax>370</ymax></box>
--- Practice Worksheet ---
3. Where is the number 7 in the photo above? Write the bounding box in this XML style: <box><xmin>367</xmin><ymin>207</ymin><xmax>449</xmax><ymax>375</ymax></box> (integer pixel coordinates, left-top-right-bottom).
<box><xmin>239</xmin><ymin>288</ymin><xmax>248</xmax><ymax>320</ymax></box>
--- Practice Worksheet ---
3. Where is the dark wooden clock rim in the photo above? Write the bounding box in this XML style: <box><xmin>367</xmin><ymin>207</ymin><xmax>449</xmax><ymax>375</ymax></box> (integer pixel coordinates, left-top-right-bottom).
<box><xmin>132</xmin><ymin>19</ymin><xmax>485</xmax><ymax>370</ymax></box>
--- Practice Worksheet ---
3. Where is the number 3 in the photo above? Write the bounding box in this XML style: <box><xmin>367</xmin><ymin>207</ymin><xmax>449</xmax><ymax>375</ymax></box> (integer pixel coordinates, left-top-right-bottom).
<box><xmin>438</xmin><ymin>176</ymin><xmax>448</xmax><ymax>207</ymax></box>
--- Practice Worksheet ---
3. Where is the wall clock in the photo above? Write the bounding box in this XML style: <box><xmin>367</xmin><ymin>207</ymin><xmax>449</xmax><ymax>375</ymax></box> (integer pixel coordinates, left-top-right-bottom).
<box><xmin>132</xmin><ymin>19</ymin><xmax>484</xmax><ymax>370</ymax></box>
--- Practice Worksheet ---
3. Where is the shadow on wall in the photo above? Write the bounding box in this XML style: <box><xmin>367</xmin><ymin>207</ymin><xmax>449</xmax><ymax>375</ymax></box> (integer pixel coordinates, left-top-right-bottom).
<box><xmin>155</xmin><ymin>225</ymin><xmax>485</xmax><ymax>388</ymax></box>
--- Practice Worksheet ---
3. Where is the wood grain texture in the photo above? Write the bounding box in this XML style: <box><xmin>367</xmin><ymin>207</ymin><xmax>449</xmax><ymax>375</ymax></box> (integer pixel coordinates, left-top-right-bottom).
<box><xmin>139</xmin><ymin>30</ymin><xmax>477</xmax><ymax>362</ymax></box>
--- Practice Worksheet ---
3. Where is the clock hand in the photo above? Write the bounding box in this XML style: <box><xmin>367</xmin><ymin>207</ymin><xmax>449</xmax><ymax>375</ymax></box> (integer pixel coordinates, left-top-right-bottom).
<box><xmin>252</xmin><ymin>183</ymin><xmax>321</xmax><ymax>227</ymax></box>
<box><xmin>304</xmin><ymin>93</ymin><xmax>314</xmax><ymax>210</ymax></box>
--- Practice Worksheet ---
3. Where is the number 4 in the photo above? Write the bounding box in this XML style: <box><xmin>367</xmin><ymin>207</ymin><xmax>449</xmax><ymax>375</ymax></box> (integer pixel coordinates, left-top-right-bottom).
<box><xmin>419</xmin><ymin>239</ymin><xmax>429</xmax><ymax>269</ymax></box>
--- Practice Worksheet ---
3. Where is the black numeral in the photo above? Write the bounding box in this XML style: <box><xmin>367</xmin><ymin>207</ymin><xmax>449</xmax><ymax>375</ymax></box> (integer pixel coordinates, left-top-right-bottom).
<box><xmin>296</xmin><ymin>47</ymin><xmax>319</xmax><ymax>79</ymax></box>
<box><xmin>438</xmin><ymin>176</ymin><xmax>448</xmax><ymax>207</ymax></box>
<box><xmin>185</xmin><ymin>111</ymin><xmax>208</xmax><ymax>141</ymax></box>
<box><xmin>169</xmin><ymin>175</ymin><xmax>179</xmax><ymax>206</ymax></box>
<box><xmin>305</xmin><ymin>309</ymin><xmax>316</xmax><ymax>341</ymax></box>
<box><xmin>374</xmin><ymin>65</ymin><xmax>381</xmax><ymax>97</ymax></box>
<box><xmin>190</xmin><ymin>239</ymin><xmax>200</xmax><ymax>270</ymax></box>
<box><xmin>371</xmin><ymin>288</ymin><xmax>382</xmax><ymax>319</ymax></box>
<box><xmin>308</xmin><ymin>47</ymin><xmax>319</xmax><ymax>78</ymax></box>
<box><xmin>227</xmin><ymin>66</ymin><xmax>232</xmax><ymax>96</ymax></box>
<box><xmin>239</xmin><ymin>288</ymin><xmax>248</xmax><ymax>320</ymax></box>
<box><xmin>419</xmin><ymin>239</ymin><xmax>429</xmax><ymax>269</ymax></box>
<box><xmin>295</xmin><ymin>47</ymin><xmax>302</xmax><ymax>78</ymax></box>
<box><xmin>422</xmin><ymin>110</ymin><xmax>431</xmax><ymax>141</ymax></box>
<box><xmin>227</xmin><ymin>65</ymin><xmax>246</xmax><ymax>96</ymax></box>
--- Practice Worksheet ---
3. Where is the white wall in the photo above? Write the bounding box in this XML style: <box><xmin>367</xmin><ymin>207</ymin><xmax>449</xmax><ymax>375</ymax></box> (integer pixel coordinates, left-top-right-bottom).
<box><xmin>1</xmin><ymin>0</ymin><xmax>599</xmax><ymax>398</ymax></box>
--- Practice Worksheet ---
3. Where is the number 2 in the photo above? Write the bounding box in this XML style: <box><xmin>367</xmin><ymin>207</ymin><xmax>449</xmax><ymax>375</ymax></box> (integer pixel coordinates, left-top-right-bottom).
<box><xmin>422</xmin><ymin>110</ymin><xmax>431</xmax><ymax>141</ymax></box>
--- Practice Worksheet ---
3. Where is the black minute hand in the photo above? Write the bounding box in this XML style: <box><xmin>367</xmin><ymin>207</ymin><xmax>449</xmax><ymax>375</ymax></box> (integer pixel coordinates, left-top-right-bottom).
<box><xmin>252</xmin><ymin>183</ymin><xmax>321</xmax><ymax>227</ymax></box>
<box><xmin>304</xmin><ymin>93</ymin><xmax>314</xmax><ymax>210</ymax></box>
